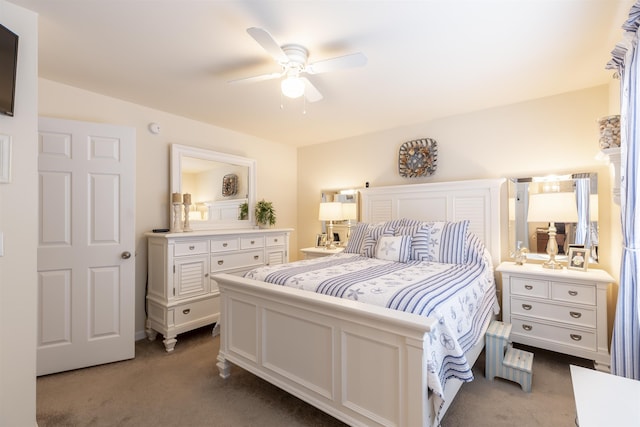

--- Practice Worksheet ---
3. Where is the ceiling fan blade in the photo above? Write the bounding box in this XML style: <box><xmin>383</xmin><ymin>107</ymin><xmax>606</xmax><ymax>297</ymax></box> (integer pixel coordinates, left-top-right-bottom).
<box><xmin>305</xmin><ymin>52</ymin><xmax>367</xmax><ymax>75</ymax></box>
<box><xmin>228</xmin><ymin>71</ymin><xmax>283</xmax><ymax>85</ymax></box>
<box><xmin>301</xmin><ymin>77</ymin><xmax>323</xmax><ymax>102</ymax></box>
<box><xmin>246</xmin><ymin>27</ymin><xmax>289</xmax><ymax>64</ymax></box>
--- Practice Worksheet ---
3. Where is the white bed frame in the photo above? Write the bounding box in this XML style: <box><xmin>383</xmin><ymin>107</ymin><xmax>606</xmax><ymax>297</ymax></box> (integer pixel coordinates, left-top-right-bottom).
<box><xmin>215</xmin><ymin>178</ymin><xmax>505</xmax><ymax>427</ymax></box>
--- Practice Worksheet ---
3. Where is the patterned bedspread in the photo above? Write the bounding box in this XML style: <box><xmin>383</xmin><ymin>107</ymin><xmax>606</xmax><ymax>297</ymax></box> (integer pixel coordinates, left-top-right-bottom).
<box><xmin>244</xmin><ymin>250</ymin><xmax>499</xmax><ymax>407</ymax></box>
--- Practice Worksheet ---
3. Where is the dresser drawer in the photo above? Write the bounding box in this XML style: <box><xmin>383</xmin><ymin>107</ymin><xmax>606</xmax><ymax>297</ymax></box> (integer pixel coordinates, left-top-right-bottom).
<box><xmin>511</xmin><ymin>277</ymin><xmax>549</xmax><ymax>298</ymax></box>
<box><xmin>511</xmin><ymin>297</ymin><xmax>596</xmax><ymax>328</ymax></box>
<box><xmin>174</xmin><ymin>297</ymin><xmax>219</xmax><ymax>327</ymax></box>
<box><xmin>266</xmin><ymin>234</ymin><xmax>286</xmax><ymax>247</ymax></box>
<box><xmin>174</xmin><ymin>240</ymin><xmax>209</xmax><ymax>256</ymax></box>
<box><xmin>511</xmin><ymin>317</ymin><xmax>596</xmax><ymax>352</ymax></box>
<box><xmin>211</xmin><ymin>250</ymin><xmax>263</xmax><ymax>272</ymax></box>
<box><xmin>551</xmin><ymin>282</ymin><xmax>596</xmax><ymax>305</ymax></box>
<box><xmin>210</xmin><ymin>237</ymin><xmax>239</xmax><ymax>253</ymax></box>
<box><xmin>240</xmin><ymin>236</ymin><xmax>264</xmax><ymax>249</ymax></box>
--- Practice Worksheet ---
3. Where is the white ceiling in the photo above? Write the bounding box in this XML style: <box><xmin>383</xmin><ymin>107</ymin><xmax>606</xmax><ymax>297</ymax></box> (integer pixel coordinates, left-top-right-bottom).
<box><xmin>9</xmin><ymin>0</ymin><xmax>633</xmax><ymax>147</ymax></box>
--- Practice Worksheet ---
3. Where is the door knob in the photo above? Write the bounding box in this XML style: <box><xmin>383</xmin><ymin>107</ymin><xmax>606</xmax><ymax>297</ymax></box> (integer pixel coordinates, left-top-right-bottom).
<box><xmin>121</xmin><ymin>251</ymin><xmax>132</xmax><ymax>259</ymax></box>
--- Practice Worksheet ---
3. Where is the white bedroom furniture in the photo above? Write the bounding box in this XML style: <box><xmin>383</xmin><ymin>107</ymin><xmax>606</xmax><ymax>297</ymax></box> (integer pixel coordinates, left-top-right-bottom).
<box><xmin>214</xmin><ymin>178</ymin><xmax>504</xmax><ymax>427</ymax></box>
<box><xmin>570</xmin><ymin>365</ymin><xmax>640</xmax><ymax>427</ymax></box>
<box><xmin>497</xmin><ymin>262</ymin><xmax>614</xmax><ymax>371</ymax></box>
<box><xmin>145</xmin><ymin>228</ymin><xmax>291</xmax><ymax>352</ymax></box>
<box><xmin>300</xmin><ymin>246</ymin><xmax>344</xmax><ymax>259</ymax></box>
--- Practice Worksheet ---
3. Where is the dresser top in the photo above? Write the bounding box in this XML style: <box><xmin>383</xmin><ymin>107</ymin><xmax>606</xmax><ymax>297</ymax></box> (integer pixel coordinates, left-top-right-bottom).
<box><xmin>145</xmin><ymin>228</ymin><xmax>293</xmax><ymax>239</ymax></box>
<box><xmin>497</xmin><ymin>261</ymin><xmax>615</xmax><ymax>283</ymax></box>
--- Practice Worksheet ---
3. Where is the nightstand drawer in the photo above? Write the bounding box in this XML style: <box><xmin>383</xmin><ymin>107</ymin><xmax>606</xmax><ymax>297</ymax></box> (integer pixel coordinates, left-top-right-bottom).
<box><xmin>174</xmin><ymin>240</ymin><xmax>209</xmax><ymax>256</ymax></box>
<box><xmin>211</xmin><ymin>250</ymin><xmax>263</xmax><ymax>272</ymax></box>
<box><xmin>552</xmin><ymin>282</ymin><xmax>596</xmax><ymax>305</ymax></box>
<box><xmin>511</xmin><ymin>277</ymin><xmax>549</xmax><ymax>298</ymax></box>
<box><xmin>511</xmin><ymin>317</ymin><xmax>596</xmax><ymax>352</ymax></box>
<box><xmin>511</xmin><ymin>297</ymin><xmax>596</xmax><ymax>328</ymax></box>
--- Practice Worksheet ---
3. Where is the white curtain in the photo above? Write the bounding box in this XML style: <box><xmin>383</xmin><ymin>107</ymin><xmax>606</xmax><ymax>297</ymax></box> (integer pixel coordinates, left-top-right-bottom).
<box><xmin>608</xmin><ymin>1</ymin><xmax>640</xmax><ymax>380</ymax></box>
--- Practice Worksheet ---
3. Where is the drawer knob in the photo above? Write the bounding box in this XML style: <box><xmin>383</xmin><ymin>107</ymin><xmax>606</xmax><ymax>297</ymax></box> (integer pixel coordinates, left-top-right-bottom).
<box><xmin>205</xmin><ymin>273</ymin><xmax>209</xmax><ymax>278</ymax></box>
<box><xmin>218</xmin><ymin>260</ymin><xmax>224</xmax><ymax>265</ymax></box>
<box><xmin>189</xmin><ymin>245</ymin><xmax>195</xmax><ymax>250</ymax></box>
<box><xmin>569</xmin><ymin>311</ymin><xmax>582</xmax><ymax>318</ymax></box>
<box><xmin>522</xmin><ymin>324</ymin><xmax>533</xmax><ymax>331</ymax></box>
<box><xmin>254</xmin><ymin>255</ymin><xmax>259</xmax><ymax>260</ymax></box>
<box><xmin>274</xmin><ymin>238</ymin><xmax>278</xmax><ymax>242</ymax></box>
<box><xmin>183</xmin><ymin>309</ymin><xmax>191</xmax><ymax>315</ymax></box>
<box><xmin>223</xmin><ymin>243</ymin><xmax>228</xmax><ymax>247</ymax></box>
<box><xmin>570</xmin><ymin>334</ymin><xmax>582</xmax><ymax>341</ymax></box>
<box><xmin>250</xmin><ymin>240</ymin><xmax>255</xmax><ymax>245</ymax></box>
<box><xmin>524</xmin><ymin>285</ymin><xmax>533</xmax><ymax>290</ymax></box>
<box><xmin>522</xmin><ymin>304</ymin><xmax>532</xmax><ymax>310</ymax></box>
<box><xmin>568</xmin><ymin>290</ymin><xmax>578</xmax><ymax>296</ymax></box>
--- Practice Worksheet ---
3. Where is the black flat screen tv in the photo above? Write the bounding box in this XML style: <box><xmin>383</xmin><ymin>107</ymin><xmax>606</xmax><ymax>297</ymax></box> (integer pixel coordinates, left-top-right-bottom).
<box><xmin>0</xmin><ymin>23</ymin><xmax>19</xmax><ymax>117</ymax></box>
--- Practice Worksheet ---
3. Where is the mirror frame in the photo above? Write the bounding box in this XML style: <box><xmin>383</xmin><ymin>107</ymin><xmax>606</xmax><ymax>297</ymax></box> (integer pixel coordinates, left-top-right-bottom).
<box><xmin>508</xmin><ymin>172</ymin><xmax>599</xmax><ymax>263</ymax></box>
<box><xmin>170</xmin><ymin>144</ymin><xmax>256</xmax><ymax>230</ymax></box>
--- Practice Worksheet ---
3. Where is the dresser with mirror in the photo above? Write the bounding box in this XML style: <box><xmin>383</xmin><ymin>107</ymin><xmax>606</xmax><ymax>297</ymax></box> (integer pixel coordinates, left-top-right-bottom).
<box><xmin>145</xmin><ymin>144</ymin><xmax>292</xmax><ymax>351</ymax></box>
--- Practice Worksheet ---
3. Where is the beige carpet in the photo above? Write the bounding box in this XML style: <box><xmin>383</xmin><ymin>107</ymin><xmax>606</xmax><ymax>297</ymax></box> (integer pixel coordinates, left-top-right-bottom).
<box><xmin>37</xmin><ymin>326</ymin><xmax>592</xmax><ymax>426</ymax></box>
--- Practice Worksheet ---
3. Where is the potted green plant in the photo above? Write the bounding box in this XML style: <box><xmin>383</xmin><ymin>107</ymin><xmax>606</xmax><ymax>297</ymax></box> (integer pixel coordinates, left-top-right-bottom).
<box><xmin>255</xmin><ymin>199</ymin><xmax>276</xmax><ymax>228</ymax></box>
<box><xmin>239</xmin><ymin>202</ymin><xmax>248</xmax><ymax>220</ymax></box>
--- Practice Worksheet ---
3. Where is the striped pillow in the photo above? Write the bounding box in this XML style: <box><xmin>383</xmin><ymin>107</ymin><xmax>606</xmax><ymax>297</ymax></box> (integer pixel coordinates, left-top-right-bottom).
<box><xmin>411</xmin><ymin>220</ymin><xmax>470</xmax><ymax>264</ymax></box>
<box><xmin>375</xmin><ymin>235</ymin><xmax>412</xmax><ymax>262</ymax></box>
<box><xmin>360</xmin><ymin>222</ymin><xmax>396</xmax><ymax>257</ymax></box>
<box><xmin>343</xmin><ymin>222</ymin><xmax>370</xmax><ymax>254</ymax></box>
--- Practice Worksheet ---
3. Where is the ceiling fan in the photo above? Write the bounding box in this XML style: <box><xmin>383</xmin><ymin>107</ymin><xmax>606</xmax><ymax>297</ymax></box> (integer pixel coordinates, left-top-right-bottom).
<box><xmin>229</xmin><ymin>27</ymin><xmax>367</xmax><ymax>102</ymax></box>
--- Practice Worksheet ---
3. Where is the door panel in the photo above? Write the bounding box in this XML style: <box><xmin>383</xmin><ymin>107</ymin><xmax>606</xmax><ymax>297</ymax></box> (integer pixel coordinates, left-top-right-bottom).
<box><xmin>37</xmin><ymin>117</ymin><xmax>135</xmax><ymax>376</ymax></box>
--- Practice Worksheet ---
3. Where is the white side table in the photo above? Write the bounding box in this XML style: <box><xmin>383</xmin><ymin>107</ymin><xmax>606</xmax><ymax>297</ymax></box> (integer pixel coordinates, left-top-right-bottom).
<box><xmin>300</xmin><ymin>246</ymin><xmax>344</xmax><ymax>259</ymax></box>
<box><xmin>570</xmin><ymin>365</ymin><xmax>640</xmax><ymax>426</ymax></box>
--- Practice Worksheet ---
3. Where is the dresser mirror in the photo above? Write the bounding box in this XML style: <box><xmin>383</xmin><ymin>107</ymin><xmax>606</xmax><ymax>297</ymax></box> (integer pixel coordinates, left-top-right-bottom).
<box><xmin>170</xmin><ymin>144</ymin><xmax>256</xmax><ymax>229</ymax></box>
<box><xmin>508</xmin><ymin>172</ymin><xmax>598</xmax><ymax>263</ymax></box>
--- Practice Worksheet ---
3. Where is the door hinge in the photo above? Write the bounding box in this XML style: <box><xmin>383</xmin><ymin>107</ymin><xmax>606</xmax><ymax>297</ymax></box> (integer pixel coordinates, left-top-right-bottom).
<box><xmin>173</xmin><ymin>287</ymin><xmax>175</xmax><ymax>296</ymax></box>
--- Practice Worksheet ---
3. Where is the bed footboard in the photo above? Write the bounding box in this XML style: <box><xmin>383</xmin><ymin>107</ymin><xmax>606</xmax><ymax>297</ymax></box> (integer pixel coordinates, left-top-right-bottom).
<box><xmin>214</xmin><ymin>273</ymin><xmax>437</xmax><ymax>427</ymax></box>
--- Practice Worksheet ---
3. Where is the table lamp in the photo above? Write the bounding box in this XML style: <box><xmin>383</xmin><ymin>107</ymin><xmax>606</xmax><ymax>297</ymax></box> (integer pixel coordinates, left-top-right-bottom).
<box><xmin>318</xmin><ymin>202</ymin><xmax>343</xmax><ymax>249</ymax></box>
<box><xmin>527</xmin><ymin>192</ymin><xmax>578</xmax><ymax>269</ymax></box>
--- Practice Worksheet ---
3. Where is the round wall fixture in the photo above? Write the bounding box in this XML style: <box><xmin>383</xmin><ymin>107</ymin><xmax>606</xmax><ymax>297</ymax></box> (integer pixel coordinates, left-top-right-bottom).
<box><xmin>148</xmin><ymin>123</ymin><xmax>161</xmax><ymax>134</ymax></box>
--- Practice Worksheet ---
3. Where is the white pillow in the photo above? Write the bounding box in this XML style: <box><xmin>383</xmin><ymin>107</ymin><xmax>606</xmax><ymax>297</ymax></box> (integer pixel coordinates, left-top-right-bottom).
<box><xmin>374</xmin><ymin>235</ymin><xmax>412</xmax><ymax>262</ymax></box>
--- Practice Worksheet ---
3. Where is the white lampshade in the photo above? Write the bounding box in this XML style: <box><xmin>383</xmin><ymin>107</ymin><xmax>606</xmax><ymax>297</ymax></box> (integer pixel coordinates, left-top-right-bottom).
<box><xmin>527</xmin><ymin>192</ymin><xmax>579</xmax><ymax>223</ymax></box>
<box><xmin>342</xmin><ymin>203</ymin><xmax>357</xmax><ymax>221</ymax></box>
<box><xmin>319</xmin><ymin>202</ymin><xmax>343</xmax><ymax>221</ymax></box>
<box><xmin>281</xmin><ymin>77</ymin><xmax>305</xmax><ymax>99</ymax></box>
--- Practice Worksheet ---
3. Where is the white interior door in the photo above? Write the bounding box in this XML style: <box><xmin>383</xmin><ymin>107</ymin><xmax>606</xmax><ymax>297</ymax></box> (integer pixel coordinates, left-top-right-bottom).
<box><xmin>36</xmin><ymin>117</ymin><xmax>135</xmax><ymax>376</ymax></box>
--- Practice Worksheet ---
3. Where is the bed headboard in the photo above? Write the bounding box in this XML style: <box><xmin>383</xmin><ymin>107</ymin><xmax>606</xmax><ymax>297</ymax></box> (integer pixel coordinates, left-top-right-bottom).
<box><xmin>360</xmin><ymin>178</ymin><xmax>505</xmax><ymax>265</ymax></box>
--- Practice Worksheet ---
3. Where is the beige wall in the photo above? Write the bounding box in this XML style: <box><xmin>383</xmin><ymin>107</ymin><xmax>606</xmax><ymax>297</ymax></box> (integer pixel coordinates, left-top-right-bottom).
<box><xmin>38</xmin><ymin>79</ymin><xmax>298</xmax><ymax>339</ymax></box>
<box><xmin>0</xmin><ymin>1</ymin><xmax>38</xmax><ymax>425</ymax></box>
<box><xmin>298</xmin><ymin>85</ymin><xmax>619</xmax><ymax>274</ymax></box>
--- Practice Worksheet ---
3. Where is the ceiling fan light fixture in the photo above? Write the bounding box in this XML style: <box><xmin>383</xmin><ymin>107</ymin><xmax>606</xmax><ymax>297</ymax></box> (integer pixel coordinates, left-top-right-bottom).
<box><xmin>281</xmin><ymin>76</ymin><xmax>305</xmax><ymax>99</ymax></box>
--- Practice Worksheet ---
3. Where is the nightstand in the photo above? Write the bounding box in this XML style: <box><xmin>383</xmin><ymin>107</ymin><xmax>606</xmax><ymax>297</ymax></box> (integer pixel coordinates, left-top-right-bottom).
<box><xmin>497</xmin><ymin>262</ymin><xmax>614</xmax><ymax>372</ymax></box>
<box><xmin>300</xmin><ymin>246</ymin><xmax>344</xmax><ymax>259</ymax></box>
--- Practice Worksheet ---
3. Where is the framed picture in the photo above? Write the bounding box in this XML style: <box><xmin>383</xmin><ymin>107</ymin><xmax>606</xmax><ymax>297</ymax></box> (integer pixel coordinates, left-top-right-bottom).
<box><xmin>315</xmin><ymin>233</ymin><xmax>327</xmax><ymax>248</ymax></box>
<box><xmin>568</xmin><ymin>247</ymin><xmax>588</xmax><ymax>271</ymax></box>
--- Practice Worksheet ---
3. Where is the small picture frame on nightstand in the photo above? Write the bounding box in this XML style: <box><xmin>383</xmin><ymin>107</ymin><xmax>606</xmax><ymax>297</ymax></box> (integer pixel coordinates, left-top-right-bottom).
<box><xmin>568</xmin><ymin>247</ymin><xmax>588</xmax><ymax>271</ymax></box>
<box><xmin>316</xmin><ymin>233</ymin><xmax>327</xmax><ymax>248</ymax></box>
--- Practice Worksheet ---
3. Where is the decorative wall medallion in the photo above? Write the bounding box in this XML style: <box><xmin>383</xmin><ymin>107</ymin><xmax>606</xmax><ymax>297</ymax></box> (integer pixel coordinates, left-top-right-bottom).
<box><xmin>398</xmin><ymin>138</ymin><xmax>437</xmax><ymax>178</ymax></box>
<box><xmin>222</xmin><ymin>173</ymin><xmax>238</xmax><ymax>196</ymax></box>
